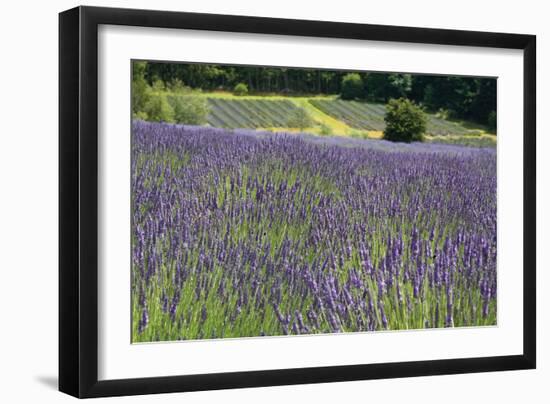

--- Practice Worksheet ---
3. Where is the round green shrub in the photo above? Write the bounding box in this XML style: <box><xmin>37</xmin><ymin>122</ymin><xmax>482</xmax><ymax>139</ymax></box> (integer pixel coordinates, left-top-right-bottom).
<box><xmin>383</xmin><ymin>98</ymin><xmax>427</xmax><ymax>142</ymax></box>
<box><xmin>143</xmin><ymin>94</ymin><xmax>175</xmax><ymax>123</ymax></box>
<box><xmin>168</xmin><ymin>78</ymin><xmax>192</xmax><ymax>94</ymax></box>
<box><xmin>168</xmin><ymin>94</ymin><xmax>209</xmax><ymax>125</ymax></box>
<box><xmin>233</xmin><ymin>83</ymin><xmax>249</xmax><ymax>96</ymax></box>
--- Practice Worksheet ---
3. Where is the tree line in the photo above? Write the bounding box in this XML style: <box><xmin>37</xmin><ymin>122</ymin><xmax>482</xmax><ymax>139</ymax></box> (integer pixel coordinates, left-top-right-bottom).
<box><xmin>139</xmin><ymin>61</ymin><xmax>496</xmax><ymax>129</ymax></box>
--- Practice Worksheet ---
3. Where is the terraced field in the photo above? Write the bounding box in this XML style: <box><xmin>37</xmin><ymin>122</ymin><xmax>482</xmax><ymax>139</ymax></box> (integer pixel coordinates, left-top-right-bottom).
<box><xmin>309</xmin><ymin>99</ymin><xmax>476</xmax><ymax>136</ymax></box>
<box><xmin>207</xmin><ymin>98</ymin><xmax>302</xmax><ymax>129</ymax></box>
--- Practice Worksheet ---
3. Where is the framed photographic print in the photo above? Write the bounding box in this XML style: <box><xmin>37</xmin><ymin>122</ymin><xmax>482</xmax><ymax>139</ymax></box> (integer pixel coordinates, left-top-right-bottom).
<box><xmin>59</xmin><ymin>6</ymin><xmax>536</xmax><ymax>398</ymax></box>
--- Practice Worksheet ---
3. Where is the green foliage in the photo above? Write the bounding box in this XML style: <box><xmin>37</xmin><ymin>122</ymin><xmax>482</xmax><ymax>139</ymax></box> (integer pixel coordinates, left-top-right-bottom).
<box><xmin>365</xmin><ymin>73</ymin><xmax>412</xmax><ymax>102</ymax></box>
<box><xmin>143</xmin><ymin>94</ymin><xmax>175</xmax><ymax>123</ymax></box>
<box><xmin>413</xmin><ymin>76</ymin><xmax>496</xmax><ymax>126</ymax></box>
<box><xmin>487</xmin><ymin>111</ymin><xmax>497</xmax><ymax>132</ymax></box>
<box><xmin>388</xmin><ymin>73</ymin><xmax>412</xmax><ymax>97</ymax></box>
<box><xmin>133</xmin><ymin>110</ymin><xmax>148</xmax><ymax>121</ymax></box>
<box><xmin>151</xmin><ymin>79</ymin><xmax>166</xmax><ymax>92</ymax></box>
<box><xmin>131</xmin><ymin>62</ymin><xmax>208</xmax><ymax>124</ymax></box>
<box><xmin>286</xmin><ymin>108</ymin><xmax>314</xmax><ymax>130</ymax></box>
<box><xmin>233</xmin><ymin>83</ymin><xmax>249</xmax><ymax>96</ymax></box>
<box><xmin>383</xmin><ymin>98</ymin><xmax>427</xmax><ymax>142</ymax></box>
<box><xmin>167</xmin><ymin>78</ymin><xmax>190</xmax><ymax>94</ymax></box>
<box><xmin>132</xmin><ymin>61</ymin><xmax>150</xmax><ymax>115</ymax></box>
<box><xmin>469</xmin><ymin>79</ymin><xmax>497</xmax><ymax>124</ymax></box>
<box><xmin>422</xmin><ymin>84</ymin><xmax>436</xmax><ymax>109</ymax></box>
<box><xmin>340</xmin><ymin>73</ymin><xmax>364</xmax><ymax>100</ymax></box>
<box><xmin>421</xmin><ymin>77</ymin><xmax>476</xmax><ymax>118</ymax></box>
<box><xmin>168</xmin><ymin>94</ymin><xmax>209</xmax><ymax>125</ymax></box>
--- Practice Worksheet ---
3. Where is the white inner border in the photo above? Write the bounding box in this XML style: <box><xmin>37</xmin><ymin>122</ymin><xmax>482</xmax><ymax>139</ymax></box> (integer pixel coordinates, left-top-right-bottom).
<box><xmin>98</xmin><ymin>25</ymin><xmax>524</xmax><ymax>381</ymax></box>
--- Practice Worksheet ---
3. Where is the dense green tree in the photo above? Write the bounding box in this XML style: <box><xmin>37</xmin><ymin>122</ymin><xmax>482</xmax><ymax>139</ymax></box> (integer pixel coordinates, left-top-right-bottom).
<box><xmin>143</xmin><ymin>94</ymin><xmax>175</xmax><ymax>123</ymax></box>
<box><xmin>341</xmin><ymin>73</ymin><xmax>364</xmax><ymax>100</ymax></box>
<box><xmin>365</xmin><ymin>73</ymin><xmax>412</xmax><ymax>102</ymax></box>
<box><xmin>168</xmin><ymin>94</ymin><xmax>209</xmax><ymax>125</ymax></box>
<box><xmin>388</xmin><ymin>74</ymin><xmax>413</xmax><ymax>98</ymax></box>
<box><xmin>469</xmin><ymin>79</ymin><xmax>497</xmax><ymax>125</ymax></box>
<box><xmin>411</xmin><ymin>76</ymin><xmax>492</xmax><ymax>124</ymax></box>
<box><xmin>132</xmin><ymin>61</ymin><xmax>150</xmax><ymax>116</ymax></box>
<box><xmin>383</xmin><ymin>98</ymin><xmax>427</xmax><ymax>142</ymax></box>
<box><xmin>233</xmin><ymin>83</ymin><xmax>249</xmax><ymax>96</ymax></box>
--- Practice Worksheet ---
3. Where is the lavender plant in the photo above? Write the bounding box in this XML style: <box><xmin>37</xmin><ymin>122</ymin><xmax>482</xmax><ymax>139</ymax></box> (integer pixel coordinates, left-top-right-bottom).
<box><xmin>131</xmin><ymin>121</ymin><xmax>496</xmax><ymax>342</ymax></box>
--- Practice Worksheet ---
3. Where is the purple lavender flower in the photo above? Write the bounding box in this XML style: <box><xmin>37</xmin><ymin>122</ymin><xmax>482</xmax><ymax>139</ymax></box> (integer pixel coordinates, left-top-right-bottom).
<box><xmin>131</xmin><ymin>121</ymin><xmax>497</xmax><ymax>341</ymax></box>
<box><xmin>138</xmin><ymin>307</ymin><xmax>149</xmax><ymax>334</ymax></box>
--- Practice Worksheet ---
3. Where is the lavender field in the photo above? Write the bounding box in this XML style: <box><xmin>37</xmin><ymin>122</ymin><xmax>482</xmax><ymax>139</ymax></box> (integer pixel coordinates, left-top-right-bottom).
<box><xmin>131</xmin><ymin>121</ymin><xmax>497</xmax><ymax>342</ymax></box>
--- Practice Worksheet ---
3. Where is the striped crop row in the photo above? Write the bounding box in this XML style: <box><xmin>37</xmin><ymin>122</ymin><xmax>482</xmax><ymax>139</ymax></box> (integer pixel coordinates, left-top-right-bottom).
<box><xmin>207</xmin><ymin>98</ymin><xmax>302</xmax><ymax>129</ymax></box>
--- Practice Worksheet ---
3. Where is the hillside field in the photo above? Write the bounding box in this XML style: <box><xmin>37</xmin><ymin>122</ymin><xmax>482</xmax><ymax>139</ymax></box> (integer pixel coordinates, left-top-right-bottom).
<box><xmin>200</xmin><ymin>93</ymin><xmax>495</xmax><ymax>147</ymax></box>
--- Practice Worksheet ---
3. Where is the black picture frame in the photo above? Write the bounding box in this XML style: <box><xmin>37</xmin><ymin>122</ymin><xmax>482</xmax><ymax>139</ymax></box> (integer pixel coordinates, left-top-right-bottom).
<box><xmin>59</xmin><ymin>5</ymin><xmax>536</xmax><ymax>398</ymax></box>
